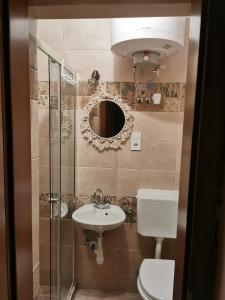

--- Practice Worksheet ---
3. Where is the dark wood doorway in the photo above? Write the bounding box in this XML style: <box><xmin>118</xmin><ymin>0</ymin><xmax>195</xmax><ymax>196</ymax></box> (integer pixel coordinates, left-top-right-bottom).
<box><xmin>2</xmin><ymin>0</ymin><xmax>225</xmax><ymax>299</ymax></box>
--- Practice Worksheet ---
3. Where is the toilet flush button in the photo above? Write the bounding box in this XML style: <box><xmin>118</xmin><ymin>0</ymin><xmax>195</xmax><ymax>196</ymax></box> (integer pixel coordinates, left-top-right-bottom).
<box><xmin>131</xmin><ymin>131</ymin><xmax>142</xmax><ymax>151</ymax></box>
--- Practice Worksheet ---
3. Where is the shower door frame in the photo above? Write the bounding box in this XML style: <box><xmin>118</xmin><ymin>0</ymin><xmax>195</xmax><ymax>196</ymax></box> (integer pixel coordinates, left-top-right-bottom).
<box><xmin>37</xmin><ymin>42</ymin><xmax>76</xmax><ymax>299</ymax></box>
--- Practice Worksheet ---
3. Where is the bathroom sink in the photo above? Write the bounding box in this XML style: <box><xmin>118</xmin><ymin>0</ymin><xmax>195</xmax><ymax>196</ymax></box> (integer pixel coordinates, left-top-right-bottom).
<box><xmin>72</xmin><ymin>204</ymin><xmax>126</xmax><ymax>233</ymax></box>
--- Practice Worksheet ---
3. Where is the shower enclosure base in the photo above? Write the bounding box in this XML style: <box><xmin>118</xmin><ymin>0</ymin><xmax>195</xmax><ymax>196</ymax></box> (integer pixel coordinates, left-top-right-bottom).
<box><xmin>39</xmin><ymin>284</ymin><xmax>76</xmax><ymax>300</ymax></box>
<box><xmin>73</xmin><ymin>289</ymin><xmax>141</xmax><ymax>300</ymax></box>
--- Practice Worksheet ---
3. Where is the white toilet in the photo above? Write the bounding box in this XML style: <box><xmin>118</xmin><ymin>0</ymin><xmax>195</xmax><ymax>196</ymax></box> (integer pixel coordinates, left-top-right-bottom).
<box><xmin>137</xmin><ymin>189</ymin><xmax>179</xmax><ymax>300</ymax></box>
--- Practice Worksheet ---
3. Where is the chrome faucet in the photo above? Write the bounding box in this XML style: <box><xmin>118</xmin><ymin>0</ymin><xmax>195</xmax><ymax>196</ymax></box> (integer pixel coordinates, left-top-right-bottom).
<box><xmin>92</xmin><ymin>189</ymin><xmax>110</xmax><ymax>209</ymax></box>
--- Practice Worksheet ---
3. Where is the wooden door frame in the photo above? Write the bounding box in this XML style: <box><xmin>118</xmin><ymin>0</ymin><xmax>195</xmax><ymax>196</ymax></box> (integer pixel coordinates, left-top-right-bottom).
<box><xmin>3</xmin><ymin>0</ymin><xmax>225</xmax><ymax>299</ymax></box>
<box><xmin>1</xmin><ymin>0</ymin><xmax>33</xmax><ymax>299</ymax></box>
<box><xmin>0</xmin><ymin>3</ymin><xmax>10</xmax><ymax>299</ymax></box>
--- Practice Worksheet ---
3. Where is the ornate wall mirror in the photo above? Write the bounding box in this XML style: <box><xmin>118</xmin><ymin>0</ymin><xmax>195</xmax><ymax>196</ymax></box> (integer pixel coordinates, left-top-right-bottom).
<box><xmin>81</xmin><ymin>89</ymin><xmax>134</xmax><ymax>151</ymax></box>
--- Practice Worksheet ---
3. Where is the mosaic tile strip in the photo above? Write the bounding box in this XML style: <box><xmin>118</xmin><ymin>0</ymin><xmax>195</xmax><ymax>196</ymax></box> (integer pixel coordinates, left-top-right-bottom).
<box><xmin>61</xmin><ymin>81</ymin><xmax>76</xmax><ymax>96</ymax></box>
<box><xmin>38</xmin><ymin>95</ymin><xmax>49</xmax><ymax>108</ymax></box>
<box><xmin>40</xmin><ymin>192</ymin><xmax>75</xmax><ymax>219</ymax></box>
<box><xmin>38</xmin><ymin>81</ymin><xmax>49</xmax><ymax>96</ymax></box>
<box><xmin>161</xmin><ymin>82</ymin><xmax>181</xmax><ymax>98</ymax></box>
<box><xmin>78</xmin><ymin>81</ymin><xmax>95</xmax><ymax>96</ymax></box>
<box><xmin>78</xmin><ymin>81</ymin><xmax>185</xmax><ymax>112</ymax></box>
<box><xmin>76</xmin><ymin>96</ymin><xmax>91</xmax><ymax>110</ymax></box>
<box><xmin>61</xmin><ymin>95</ymin><xmax>75</xmax><ymax>110</ymax></box>
<box><xmin>121</xmin><ymin>82</ymin><xmax>136</xmax><ymax>110</ymax></box>
<box><xmin>106</xmin><ymin>82</ymin><xmax>121</xmax><ymax>96</ymax></box>
<box><xmin>164</xmin><ymin>97</ymin><xmax>181</xmax><ymax>112</ymax></box>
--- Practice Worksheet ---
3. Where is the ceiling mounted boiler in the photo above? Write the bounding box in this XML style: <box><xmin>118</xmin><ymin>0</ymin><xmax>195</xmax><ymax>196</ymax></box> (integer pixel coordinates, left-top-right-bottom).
<box><xmin>111</xmin><ymin>17</ymin><xmax>186</xmax><ymax>71</ymax></box>
<box><xmin>111</xmin><ymin>17</ymin><xmax>186</xmax><ymax>104</ymax></box>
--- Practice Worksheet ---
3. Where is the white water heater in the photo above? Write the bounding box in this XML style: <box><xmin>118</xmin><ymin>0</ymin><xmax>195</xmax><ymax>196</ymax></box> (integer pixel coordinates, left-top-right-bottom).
<box><xmin>111</xmin><ymin>17</ymin><xmax>186</xmax><ymax>65</ymax></box>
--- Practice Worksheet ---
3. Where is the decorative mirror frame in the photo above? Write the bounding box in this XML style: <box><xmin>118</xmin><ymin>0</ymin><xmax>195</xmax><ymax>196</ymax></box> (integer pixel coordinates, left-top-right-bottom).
<box><xmin>80</xmin><ymin>89</ymin><xmax>134</xmax><ymax>152</ymax></box>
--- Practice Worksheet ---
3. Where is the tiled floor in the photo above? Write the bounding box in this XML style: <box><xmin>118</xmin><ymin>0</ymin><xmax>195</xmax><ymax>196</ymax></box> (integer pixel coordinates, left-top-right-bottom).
<box><xmin>74</xmin><ymin>289</ymin><xmax>142</xmax><ymax>300</ymax></box>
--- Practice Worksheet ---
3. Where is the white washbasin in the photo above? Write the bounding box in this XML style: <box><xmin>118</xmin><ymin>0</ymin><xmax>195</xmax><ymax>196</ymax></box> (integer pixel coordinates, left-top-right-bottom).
<box><xmin>72</xmin><ymin>204</ymin><xmax>126</xmax><ymax>233</ymax></box>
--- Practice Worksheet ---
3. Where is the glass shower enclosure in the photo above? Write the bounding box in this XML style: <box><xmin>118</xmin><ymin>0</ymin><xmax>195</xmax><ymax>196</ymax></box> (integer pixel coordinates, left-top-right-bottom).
<box><xmin>38</xmin><ymin>46</ymin><xmax>76</xmax><ymax>299</ymax></box>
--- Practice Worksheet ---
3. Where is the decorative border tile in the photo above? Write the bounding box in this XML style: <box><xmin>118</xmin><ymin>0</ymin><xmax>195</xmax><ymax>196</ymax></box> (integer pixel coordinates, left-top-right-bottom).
<box><xmin>61</xmin><ymin>81</ymin><xmax>76</xmax><ymax>96</ymax></box>
<box><xmin>78</xmin><ymin>81</ymin><xmax>185</xmax><ymax>113</ymax></box>
<box><xmin>76</xmin><ymin>96</ymin><xmax>91</xmax><ymax>110</ymax></box>
<box><xmin>164</xmin><ymin>97</ymin><xmax>181</xmax><ymax>112</ymax></box>
<box><xmin>40</xmin><ymin>192</ymin><xmax>75</xmax><ymax>219</ymax></box>
<box><xmin>106</xmin><ymin>82</ymin><xmax>121</xmax><ymax>96</ymax></box>
<box><xmin>38</xmin><ymin>95</ymin><xmax>49</xmax><ymax>108</ymax></box>
<box><xmin>121</xmin><ymin>82</ymin><xmax>136</xmax><ymax>110</ymax></box>
<box><xmin>61</xmin><ymin>95</ymin><xmax>75</xmax><ymax>110</ymax></box>
<box><xmin>38</xmin><ymin>81</ymin><xmax>49</xmax><ymax>96</ymax></box>
<box><xmin>78</xmin><ymin>81</ymin><xmax>94</xmax><ymax>96</ymax></box>
<box><xmin>161</xmin><ymin>82</ymin><xmax>181</xmax><ymax>98</ymax></box>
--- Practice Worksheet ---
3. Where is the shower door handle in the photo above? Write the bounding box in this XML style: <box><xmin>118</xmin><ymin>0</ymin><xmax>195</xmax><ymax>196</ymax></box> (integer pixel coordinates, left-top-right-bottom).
<box><xmin>48</xmin><ymin>197</ymin><xmax>59</xmax><ymax>204</ymax></box>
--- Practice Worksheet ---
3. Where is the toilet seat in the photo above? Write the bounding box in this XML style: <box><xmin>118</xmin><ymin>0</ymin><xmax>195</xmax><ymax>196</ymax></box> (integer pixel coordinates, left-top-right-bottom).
<box><xmin>138</xmin><ymin>259</ymin><xmax>175</xmax><ymax>300</ymax></box>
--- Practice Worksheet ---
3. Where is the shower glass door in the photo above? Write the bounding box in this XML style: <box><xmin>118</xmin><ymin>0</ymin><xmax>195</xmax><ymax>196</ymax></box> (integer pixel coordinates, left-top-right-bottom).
<box><xmin>49</xmin><ymin>57</ymin><xmax>61</xmax><ymax>299</ymax></box>
<box><xmin>49</xmin><ymin>56</ymin><xmax>75</xmax><ymax>300</ymax></box>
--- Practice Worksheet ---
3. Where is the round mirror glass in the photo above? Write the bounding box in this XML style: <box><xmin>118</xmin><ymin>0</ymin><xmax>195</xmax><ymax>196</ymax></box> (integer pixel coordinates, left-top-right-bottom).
<box><xmin>89</xmin><ymin>100</ymin><xmax>125</xmax><ymax>138</ymax></box>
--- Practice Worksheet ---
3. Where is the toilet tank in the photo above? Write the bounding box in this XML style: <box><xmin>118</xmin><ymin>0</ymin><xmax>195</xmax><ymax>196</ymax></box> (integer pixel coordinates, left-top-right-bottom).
<box><xmin>137</xmin><ymin>189</ymin><xmax>179</xmax><ymax>238</ymax></box>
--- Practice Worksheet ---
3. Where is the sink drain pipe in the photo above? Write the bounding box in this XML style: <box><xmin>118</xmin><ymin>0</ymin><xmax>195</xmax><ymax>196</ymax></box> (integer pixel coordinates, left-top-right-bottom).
<box><xmin>94</xmin><ymin>233</ymin><xmax>104</xmax><ymax>265</ymax></box>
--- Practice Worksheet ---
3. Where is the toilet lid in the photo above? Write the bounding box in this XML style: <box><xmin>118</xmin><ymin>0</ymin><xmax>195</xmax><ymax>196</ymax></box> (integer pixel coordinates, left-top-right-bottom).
<box><xmin>139</xmin><ymin>259</ymin><xmax>175</xmax><ymax>300</ymax></box>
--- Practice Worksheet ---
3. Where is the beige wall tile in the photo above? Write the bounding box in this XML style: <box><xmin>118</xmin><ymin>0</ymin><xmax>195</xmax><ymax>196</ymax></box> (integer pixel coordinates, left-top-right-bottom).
<box><xmin>39</xmin><ymin>165</ymin><xmax>50</xmax><ymax>193</ymax></box>
<box><xmin>61</xmin><ymin>138</ymin><xmax>75</xmax><ymax>166</ymax></box>
<box><xmin>31</xmin><ymin>100</ymin><xmax>39</xmax><ymax>158</ymax></box>
<box><xmin>132</xmin><ymin>112</ymin><xmax>181</xmax><ymax>142</ymax></box>
<box><xmin>119</xmin><ymin>141</ymin><xmax>177</xmax><ymax>171</ymax></box>
<box><xmin>76</xmin><ymin>167</ymin><xmax>116</xmax><ymax>195</ymax></box>
<box><xmin>37</xmin><ymin>20</ymin><xmax>63</xmax><ymax>51</ymax></box>
<box><xmin>40</xmin><ymin>138</ymin><xmax>74</xmax><ymax>167</ymax></box>
<box><xmin>115</xmin><ymin>249</ymin><xmax>148</xmax><ymax>275</ymax></box>
<box><xmin>40</xmin><ymin>218</ymin><xmax>50</xmax><ymax>244</ymax></box>
<box><xmin>39</xmin><ymin>109</ymin><xmax>49</xmax><ymax>138</ymax></box>
<box><xmin>37</xmin><ymin>49</ymin><xmax>49</xmax><ymax>82</ymax></box>
<box><xmin>75</xmin><ymin>110</ymin><xmax>83</xmax><ymax>139</ymax></box>
<box><xmin>76</xmin><ymin>245</ymin><xmax>115</xmax><ymax>275</ymax></box>
<box><xmin>40</xmin><ymin>243</ymin><xmax>50</xmax><ymax>272</ymax></box>
<box><xmin>39</xmin><ymin>269</ymin><xmax>50</xmax><ymax>286</ymax></box>
<box><xmin>175</xmin><ymin>173</ymin><xmax>180</xmax><ymax>190</ymax></box>
<box><xmin>39</xmin><ymin>138</ymin><xmax>49</xmax><ymax>165</ymax></box>
<box><xmin>32</xmin><ymin>158</ymin><xmax>39</xmax><ymax>215</ymax></box>
<box><xmin>108</xmin><ymin>223</ymin><xmax>155</xmax><ymax>253</ymax></box>
<box><xmin>64</xmin><ymin>49</ymin><xmax>114</xmax><ymax>81</ymax></box>
<box><xmin>117</xmin><ymin>169</ymin><xmax>176</xmax><ymax>196</ymax></box>
<box><xmin>61</xmin><ymin>219</ymin><xmax>74</xmax><ymax>245</ymax></box>
<box><xmin>63</xmin><ymin>19</ymin><xmax>111</xmax><ymax>50</ymax></box>
<box><xmin>61</xmin><ymin>166</ymin><xmax>74</xmax><ymax>194</ymax></box>
<box><xmin>76</xmin><ymin>138</ymin><xmax>117</xmax><ymax>168</ymax></box>
<box><xmin>32</xmin><ymin>210</ymin><xmax>39</xmax><ymax>268</ymax></box>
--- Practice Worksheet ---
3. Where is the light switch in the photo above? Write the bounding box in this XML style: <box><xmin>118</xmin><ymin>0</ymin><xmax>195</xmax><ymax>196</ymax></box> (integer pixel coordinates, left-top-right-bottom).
<box><xmin>131</xmin><ymin>131</ymin><xmax>142</xmax><ymax>151</ymax></box>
